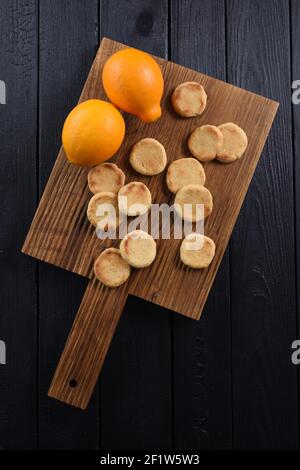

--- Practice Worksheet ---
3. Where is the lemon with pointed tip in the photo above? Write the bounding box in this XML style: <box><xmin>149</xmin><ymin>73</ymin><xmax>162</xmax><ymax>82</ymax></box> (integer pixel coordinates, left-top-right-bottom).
<box><xmin>102</xmin><ymin>48</ymin><xmax>164</xmax><ymax>123</ymax></box>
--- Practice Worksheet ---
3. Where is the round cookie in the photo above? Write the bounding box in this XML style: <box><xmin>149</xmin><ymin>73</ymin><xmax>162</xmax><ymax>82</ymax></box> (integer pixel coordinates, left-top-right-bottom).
<box><xmin>94</xmin><ymin>248</ymin><xmax>131</xmax><ymax>287</ymax></box>
<box><xmin>87</xmin><ymin>191</ymin><xmax>119</xmax><ymax>229</ymax></box>
<box><xmin>130</xmin><ymin>138</ymin><xmax>167</xmax><ymax>176</ymax></box>
<box><xmin>120</xmin><ymin>230</ymin><xmax>156</xmax><ymax>268</ymax></box>
<box><xmin>174</xmin><ymin>184</ymin><xmax>213</xmax><ymax>222</ymax></box>
<box><xmin>188</xmin><ymin>125</ymin><xmax>224</xmax><ymax>162</ymax></box>
<box><xmin>180</xmin><ymin>234</ymin><xmax>215</xmax><ymax>269</ymax></box>
<box><xmin>118</xmin><ymin>182</ymin><xmax>151</xmax><ymax>216</ymax></box>
<box><xmin>166</xmin><ymin>158</ymin><xmax>206</xmax><ymax>194</ymax></box>
<box><xmin>88</xmin><ymin>162</ymin><xmax>125</xmax><ymax>194</ymax></box>
<box><xmin>171</xmin><ymin>81</ymin><xmax>207</xmax><ymax>118</ymax></box>
<box><xmin>217</xmin><ymin>122</ymin><xmax>248</xmax><ymax>163</ymax></box>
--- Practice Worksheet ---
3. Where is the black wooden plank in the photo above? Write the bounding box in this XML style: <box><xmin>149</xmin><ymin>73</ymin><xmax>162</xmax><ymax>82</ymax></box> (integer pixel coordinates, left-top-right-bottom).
<box><xmin>291</xmin><ymin>0</ymin><xmax>300</xmax><ymax>446</ymax></box>
<box><xmin>38</xmin><ymin>0</ymin><xmax>99</xmax><ymax>449</ymax></box>
<box><xmin>227</xmin><ymin>0</ymin><xmax>298</xmax><ymax>449</ymax></box>
<box><xmin>99</xmin><ymin>0</ymin><xmax>172</xmax><ymax>450</ymax></box>
<box><xmin>0</xmin><ymin>0</ymin><xmax>38</xmax><ymax>449</ymax></box>
<box><xmin>170</xmin><ymin>0</ymin><xmax>232</xmax><ymax>449</ymax></box>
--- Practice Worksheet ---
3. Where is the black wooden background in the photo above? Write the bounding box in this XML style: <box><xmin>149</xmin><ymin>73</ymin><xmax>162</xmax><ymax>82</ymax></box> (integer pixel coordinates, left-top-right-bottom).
<box><xmin>0</xmin><ymin>0</ymin><xmax>299</xmax><ymax>450</ymax></box>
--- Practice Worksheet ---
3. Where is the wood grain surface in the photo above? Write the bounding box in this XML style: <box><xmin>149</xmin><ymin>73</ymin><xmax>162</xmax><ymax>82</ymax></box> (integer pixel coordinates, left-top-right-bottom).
<box><xmin>292</xmin><ymin>0</ymin><xmax>300</xmax><ymax>450</ymax></box>
<box><xmin>170</xmin><ymin>0</ymin><xmax>232</xmax><ymax>449</ymax></box>
<box><xmin>99</xmin><ymin>0</ymin><xmax>173</xmax><ymax>450</ymax></box>
<box><xmin>228</xmin><ymin>0</ymin><xmax>298</xmax><ymax>449</ymax></box>
<box><xmin>48</xmin><ymin>2</ymin><xmax>174</xmax><ymax>415</ymax></box>
<box><xmin>22</xmin><ymin>37</ymin><xmax>278</xmax><ymax>321</ymax></box>
<box><xmin>1</xmin><ymin>0</ymin><xmax>299</xmax><ymax>450</ymax></box>
<box><xmin>22</xmin><ymin>35</ymin><xmax>279</xmax><ymax>410</ymax></box>
<box><xmin>48</xmin><ymin>278</ymin><xmax>128</xmax><ymax>409</ymax></box>
<box><xmin>0</xmin><ymin>0</ymin><xmax>38</xmax><ymax>448</ymax></box>
<box><xmin>38</xmin><ymin>0</ymin><xmax>99</xmax><ymax>447</ymax></box>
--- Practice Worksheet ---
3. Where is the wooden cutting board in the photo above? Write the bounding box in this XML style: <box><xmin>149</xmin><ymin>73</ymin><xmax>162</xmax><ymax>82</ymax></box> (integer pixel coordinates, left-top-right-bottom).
<box><xmin>22</xmin><ymin>38</ymin><xmax>278</xmax><ymax>409</ymax></box>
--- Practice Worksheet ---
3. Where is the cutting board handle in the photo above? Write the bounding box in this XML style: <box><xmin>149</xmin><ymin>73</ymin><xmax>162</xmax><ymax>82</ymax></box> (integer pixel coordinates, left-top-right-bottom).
<box><xmin>48</xmin><ymin>276</ymin><xmax>128</xmax><ymax>409</ymax></box>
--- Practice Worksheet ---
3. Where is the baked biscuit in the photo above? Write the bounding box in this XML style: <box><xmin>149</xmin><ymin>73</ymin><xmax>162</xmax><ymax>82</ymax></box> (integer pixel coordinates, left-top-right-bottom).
<box><xmin>171</xmin><ymin>81</ymin><xmax>207</xmax><ymax>117</ymax></box>
<box><xmin>88</xmin><ymin>162</ymin><xmax>125</xmax><ymax>194</ymax></box>
<box><xmin>166</xmin><ymin>157</ymin><xmax>206</xmax><ymax>194</ymax></box>
<box><xmin>130</xmin><ymin>138</ymin><xmax>167</xmax><ymax>175</ymax></box>
<box><xmin>188</xmin><ymin>125</ymin><xmax>223</xmax><ymax>162</ymax></box>
<box><xmin>118</xmin><ymin>182</ymin><xmax>151</xmax><ymax>216</ymax></box>
<box><xmin>174</xmin><ymin>184</ymin><xmax>213</xmax><ymax>222</ymax></box>
<box><xmin>180</xmin><ymin>234</ymin><xmax>215</xmax><ymax>269</ymax></box>
<box><xmin>94</xmin><ymin>248</ymin><xmax>131</xmax><ymax>287</ymax></box>
<box><xmin>217</xmin><ymin>122</ymin><xmax>248</xmax><ymax>163</ymax></box>
<box><xmin>120</xmin><ymin>230</ymin><xmax>156</xmax><ymax>268</ymax></box>
<box><xmin>87</xmin><ymin>191</ymin><xmax>119</xmax><ymax>229</ymax></box>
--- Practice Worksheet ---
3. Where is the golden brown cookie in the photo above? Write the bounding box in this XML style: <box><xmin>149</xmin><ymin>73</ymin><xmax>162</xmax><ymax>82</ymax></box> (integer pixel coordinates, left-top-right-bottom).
<box><xmin>171</xmin><ymin>81</ymin><xmax>207</xmax><ymax>117</ymax></box>
<box><xmin>94</xmin><ymin>248</ymin><xmax>131</xmax><ymax>287</ymax></box>
<box><xmin>120</xmin><ymin>230</ymin><xmax>156</xmax><ymax>268</ymax></box>
<box><xmin>188</xmin><ymin>125</ymin><xmax>224</xmax><ymax>162</ymax></box>
<box><xmin>180</xmin><ymin>234</ymin><xmax>215</xmax><ymax>269</ymax></box>
<box><xmin>166</xmin><ymin>158</ymin><xmax>206</xmax><ymax>194</ymax></box>
<box><xmin>130</xmin><ymin>138</ymin><xmax>167</xmax><ymax>175</ymax></box>
<box><xmin>88</xmin><ymin>162</ymin><xmax>125</xmax><ymax>194</ymax></box>
<box><xmin>87</xmin><ymin>191</ymin><xmax>119</xmax><ymax>229</ymax></box>
<box><xmin>118</xmin><ymin>182</ymin><xmax>151</xmax><ymax>216</ymax></box>
<box><xmin>174</xmin><ymin>184</ymin><xmax>213</xmax><ymax>222</ymax></box>
<box><xmin>217</xmin><ymin>122</ymin><xmax>248</xmax><ymax>163</ymax></box>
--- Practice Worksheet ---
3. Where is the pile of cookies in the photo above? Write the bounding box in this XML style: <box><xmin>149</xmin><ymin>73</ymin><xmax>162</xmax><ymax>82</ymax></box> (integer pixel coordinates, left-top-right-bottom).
<box><xmin>86</xmin><ymin>161</ymin><xmax>157</xmax><ymax>287</ymax></box>
<box><xmin>168</xmin><ymin>81</ymin><xmax>248</xmax><ymax>268</ymax></box>
<box><xmin>93</xmin><ymin>230</ymin><xmax>156</xmax><ymax>288</ymax></box>
<box><xmin>87</xmin><ymin>162</ymin><xmax>153</xmax><ymax>227</ymax></box>
<box><xmin>86</xmin><ymin>80</ymin><xmax>248</xmax><ymax>287</ymax></box>
<box><xmin>188</xmin><ymin>123</ymin><xmax>248</xmax><ymax>163</ymax></box>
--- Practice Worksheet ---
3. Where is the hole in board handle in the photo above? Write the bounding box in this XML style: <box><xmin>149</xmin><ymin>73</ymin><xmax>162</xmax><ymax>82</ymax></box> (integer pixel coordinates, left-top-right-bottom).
<box><xmin>69</xmin><ymin>379</ymin><xmax>78</xmax><ymax>388</ymax></box>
